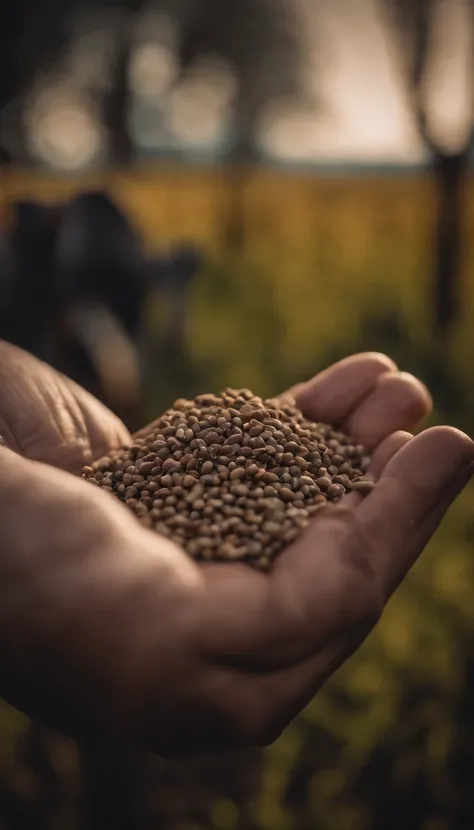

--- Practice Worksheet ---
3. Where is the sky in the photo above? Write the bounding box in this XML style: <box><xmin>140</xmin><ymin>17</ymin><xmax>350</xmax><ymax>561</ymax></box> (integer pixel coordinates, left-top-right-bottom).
<box><xmin>260</xmin><ymin>0</ymin><xmax>473</xmax><ymax>165</ymax></box>
<box><xmin>3</xmin><ymin>0</ymin><xmax>473</xmax><ymax>169</ymax></box>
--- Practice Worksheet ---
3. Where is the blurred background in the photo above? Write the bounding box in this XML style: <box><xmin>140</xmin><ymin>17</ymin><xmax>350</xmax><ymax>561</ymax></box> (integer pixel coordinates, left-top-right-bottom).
<box><xmin>1</xmin><ymin>0</ymin><xmax>474</xmax><ymax>828</ymax></box>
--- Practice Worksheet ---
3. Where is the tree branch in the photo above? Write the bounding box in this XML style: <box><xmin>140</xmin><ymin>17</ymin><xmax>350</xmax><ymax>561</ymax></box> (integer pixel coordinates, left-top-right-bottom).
<box><xmin>466</xmin><ymin>0</ymin><xmax>474</xmax><ymax>155</ymax></box>
<box><xmin>412</xmin><ymin>91</ymin><xmax>442</xmax><ymax>157</ymax></box>
<box><xmin>386</xmin><ymin>0</ymin><xmax>445</xmax><ymax>157</ymax></box>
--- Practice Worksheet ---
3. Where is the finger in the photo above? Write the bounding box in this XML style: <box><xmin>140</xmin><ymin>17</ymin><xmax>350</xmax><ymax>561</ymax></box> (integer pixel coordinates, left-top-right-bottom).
<box><xmin>366</xmin><ymin>430</ymin><xmax>413</xmax><ymax>477</ymax></box>
<box><xmin>354</xmin><ymin>425</ymin><xmax>474</xmax><ymax>596</ymax></box>
<box><xmin>275</xmin><ymin>461</ymin><xmax>473</xmax><ymax>724</ymax></box>
<box><xmin>61</xmin><ymin>376</ymin><xmax>131</xmax><ymax>469</ymax></box>
<box><xmin>272</xmin><ymin>427</ymin><xmax>474</xmax><ymax>657</ymax></box>
<box><xmin>0</xmin><ymin>340</ymin><xmax>130</xmax><ymax>472</ymax></box>
<box><xmin>344</xmin><ymin>430</ymin><xmax>412</xmax><ymax>508</ymax></box>
<box><xmin>193</xmin><ymin>431</ymin><xmax>411</xmax><ymax>665</ymax></box>
<box><xmin>291</xmin><ymin>352</ymin><xmax>397</xmax><ymax>424</ymax></box>
<box><xmin>343</xmin><ymin>372</ymin><xmax>432</xmax><ymax>450</ymax></box>
<box><xmin>199</xmin><ymin>427</ymin><xmax>474</xmax><ymax>672</ymax></box>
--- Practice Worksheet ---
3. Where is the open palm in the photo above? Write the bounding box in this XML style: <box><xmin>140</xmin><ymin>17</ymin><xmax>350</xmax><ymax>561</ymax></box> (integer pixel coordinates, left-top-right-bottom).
<box><xmin>0</xmin><ymin>339</ymin><xmax>472</xmax><ymax>756</ymax></box>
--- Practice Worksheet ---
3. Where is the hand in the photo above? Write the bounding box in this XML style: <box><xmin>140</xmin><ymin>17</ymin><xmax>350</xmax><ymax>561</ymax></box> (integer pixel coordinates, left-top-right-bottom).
<box><xmin>0</xmin><ymin>341</ymin><xmax>472</xmax><ymax>757</ymax></box>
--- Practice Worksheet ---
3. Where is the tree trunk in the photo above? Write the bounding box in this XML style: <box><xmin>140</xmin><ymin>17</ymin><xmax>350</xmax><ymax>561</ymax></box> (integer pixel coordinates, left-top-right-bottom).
<box><xmin>224</xmin><ymin>166</ymin><xmax>247</xmax><ymax>255</ymax></box>
<box><xmin>104</xmin><ymin>30</ymin><xmax>133</xmax><ymax>167</ymax></box>
<box><xmin>432</xmin><ymin>150</ymin><xmax>468</xmax><ymax>337</ymax></box>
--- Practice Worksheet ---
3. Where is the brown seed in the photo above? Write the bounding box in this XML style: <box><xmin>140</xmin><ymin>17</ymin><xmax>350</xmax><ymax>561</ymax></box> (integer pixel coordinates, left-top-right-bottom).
<box><xmin>202</xmin><ymin>474</ymin><xmax>221</xmax><ymax>486</ymax></box>
<box><xmin>262</xmin><ymin>521</ymin><xmax>282</xmax><ymax>534</ymax></box>
<box><xmin>240</xmin><ymin>405</ymin><xmax>255</xmax><ymax>421</ymax></box>
<box><xmin>226</xmin><ymin>434</ymin><xmax>243</xmax><ymax>446</ymax></box>
<box><xmin>138</xmin><ymin>462</ymin><xmax>154</xmax><ymax>476</ymax></box>
<box><xmin>151</xmin><ymin>441</ymin><xmax>167</xmax><ymax>451</ymax></box>
<box><xmin>294</xmin><ymin>456</ymin><xmax>308</xmax><ymax>470</ymax></box>
<box><xmin>84</xmin><ymin>387</ymin><xmax>370</xmax><ymax>570</ymax></box>
<box><xmin>352</xmin><ymin>479</ymin><xmax>375</xmax><ymax>494</ymax></box>
<box><xmin>327</xmin><ymin>483</ymin><xmax>346</xmax><ymax>500</ymax></box>
<box><xmin>246</xmin><ymin>463</ymin><xmax>259</xmax><ymax>476</ymax></box>
<box><xmin>263</xmin><ymin>485</ymin><xmax>278</xmax><ymax>498</ymax></box>
<box><xmin>230</xmin><ymin>484</ymin><xmax>249</xmax><ymax>498</ymax></box>
<box><xmin>220</xmin><ymin>543</ymin><xmax>240</xmax><ymax>560</ymax></box>
<box><xmin>240</xmin><ymin>446</ymin><xmax>254</xmax><ymax>458</ymax></box>
<box><xmin>161</xmin><ymin>459</ymin><xmax>180</xmax><ymax>473</ymax></box>
<box><xmin>187</xmin><ymin>484</ymin><xmax>204</xmax><ymax>501</ymax></box>
<box><xmin>229</xmin><ymin>467</ymin><xmax>246</xmax><ymax>480</ymax></box>
<box><xmin>279</xmin><ymin>487</ymin><xmax>295</xmax><ymax>502</ymax></box>
<box><xmin>262</xmin><ymin>471</ymin><xmax>279</xmax><ymax>483</ymax></box>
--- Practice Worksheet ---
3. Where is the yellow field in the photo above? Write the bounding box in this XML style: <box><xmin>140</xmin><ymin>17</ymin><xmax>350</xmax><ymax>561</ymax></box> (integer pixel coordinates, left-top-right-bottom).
<box><xmin>2</xmin><ymin>165</ymin><xmax>473</xmax><ymax>402</ymax></box>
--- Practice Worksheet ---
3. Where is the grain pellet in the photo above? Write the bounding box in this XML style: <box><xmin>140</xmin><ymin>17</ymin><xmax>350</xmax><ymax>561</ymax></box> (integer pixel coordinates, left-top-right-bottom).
<box><xmin>81</xmin><ymin>388</ymin><xmax>373</xmax><ymax>569</ymax></box>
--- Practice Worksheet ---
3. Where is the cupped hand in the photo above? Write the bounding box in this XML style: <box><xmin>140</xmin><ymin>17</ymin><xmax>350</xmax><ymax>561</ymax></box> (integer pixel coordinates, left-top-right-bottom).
<box><xmin>0</xmin><ymin>341</ymin><xmax>472</xmax><ymax>757</ymax></box>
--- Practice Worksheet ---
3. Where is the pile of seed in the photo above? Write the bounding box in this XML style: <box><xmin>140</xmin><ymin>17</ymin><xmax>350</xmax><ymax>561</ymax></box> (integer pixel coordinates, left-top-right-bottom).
<box><xmin>81</xmin><ymin>389</ymin><xmax>374</xmax><ymax>570</ymax></box>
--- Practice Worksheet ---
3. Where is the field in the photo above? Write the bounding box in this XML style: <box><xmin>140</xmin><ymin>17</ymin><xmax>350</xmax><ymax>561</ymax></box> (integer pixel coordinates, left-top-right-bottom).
<box><xmin>2</xmin><ymin>166</ymin><xmax>474</xmax><ymax>407</ymax></box>
<box><xmin>1</xmin><ymin>165</ymin><xmax>474</xmax><ymax>829</ymax></box>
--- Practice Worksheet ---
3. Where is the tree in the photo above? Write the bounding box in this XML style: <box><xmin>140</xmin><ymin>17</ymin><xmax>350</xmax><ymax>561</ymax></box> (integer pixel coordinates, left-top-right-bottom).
<box><xmin>383</xmin><ymin>0</ymin><xmax>474</xmax><ymax>338</ymax></box>
<box><xmin>0</xmin><ymin>0</ymin><xmax>310</xmax><ymax>166</ymax></box>
<box><xmin>175</xmin><ymin>0</ymin><xmax>310</xmax><ymax>160</ymax></box>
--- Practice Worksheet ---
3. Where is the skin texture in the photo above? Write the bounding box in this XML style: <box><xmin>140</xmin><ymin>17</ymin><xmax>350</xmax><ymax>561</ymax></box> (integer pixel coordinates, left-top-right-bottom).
<box><xmin>0</xmin><ymin>340</ymin><xmax>472</xmax><ymax>757</ymax></box>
